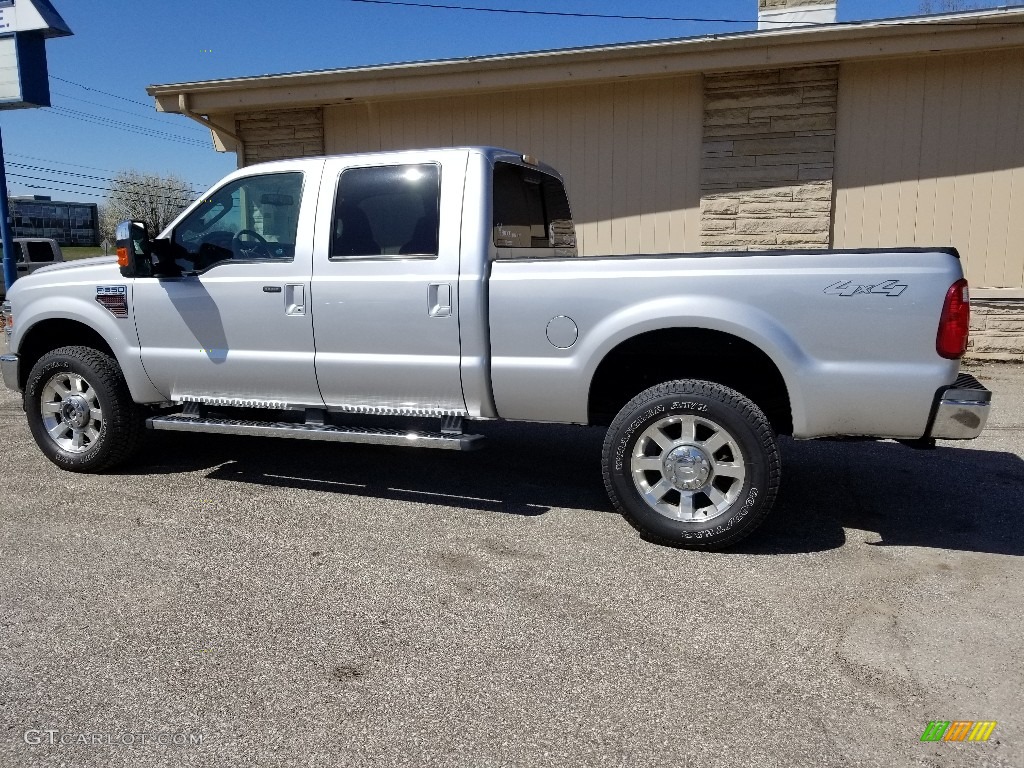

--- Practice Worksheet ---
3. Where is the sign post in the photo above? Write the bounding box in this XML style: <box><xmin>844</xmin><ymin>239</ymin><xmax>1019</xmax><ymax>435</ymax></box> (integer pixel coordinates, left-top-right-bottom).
<box><xmin>0</xmin><ymin>126</ymin><xmax>16</xmax><ymax>291</ymax></box>
<box><xmin>0</xmin><ymin>0</ymin><xmax>72</xmax><ymax>294</ymax></box>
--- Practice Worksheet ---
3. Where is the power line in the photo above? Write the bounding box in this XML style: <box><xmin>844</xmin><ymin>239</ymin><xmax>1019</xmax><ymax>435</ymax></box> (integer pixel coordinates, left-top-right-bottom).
<box><xmin>52</xmin><ymin>90</ymin><xmax>208</xmax><ymax>132</ymax></box>
<box><xmin>46</xmin><ymin>107</ymin><xmax>210</xmax><ymax>147</ymax></box>
<box><xmin>44</xmin><ymin>106</ymin><xmax>204</xmax><ymax>145</ymax></box>
<box><xmin>11</xmin><ymin>182</ymin><xmax>109</xmax><ymax>200</ymax></box>
<box><xmin>50</xmin><ymin>106</ymin><xmax>209</xmax><ymax>144</ymax></box>
<box><xmin>6</xmin><ymin>161</ymin><xmax>211</xmax><ymax>192</ymax></box>
<box><xmin>44</xmin><ymin>75</ymin><xmax>212</xmax><ymax>152</ymax></box>
<box><xmin>8</xmin><ymin>171</ymin><xmax>194</xmax><ymax>198</ymax></box>
<box><xmin>6</xmin><ymin>154</ymin><xmax>213</xmax><ymax>189</ymax></box>
<box><xmin>49</xmin><ymin>74</ymin><xmax>154</xmax><ymax>109</ymax></box>
<box><xmin>7</xmin><ymin>172</ymin><xmax>198</xmax><ymax>205</ymax></box>
<box><xmin>346</xmin><ymin>0</ymin><xmax>1024</xmax><ymax>27</ymax></box>
<box><xmin>46</xmin><ymin>108</ymin><xmax>208</xmax><ymax>147</ymax></box>
<box><xmin>348</xmin><ymin>0</ymin><xmax>764</xmax><ymax>23</ymax></box>
<box><xmin>8</xmin><ymin>162</ymin><xmax>124</xmax><ymax>186</ymax></box>
<box><xmin>7</xmin><ymin>152</ymin><xmax>120</xmax><ymax>174</ymax></box>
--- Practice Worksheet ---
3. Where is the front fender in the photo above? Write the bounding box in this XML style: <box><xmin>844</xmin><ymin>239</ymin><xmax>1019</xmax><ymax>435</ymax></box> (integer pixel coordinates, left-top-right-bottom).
<box><xmin>10</xmin><ymin>288</ymin><xmax>165</xmax><ymax>403</ymax></box>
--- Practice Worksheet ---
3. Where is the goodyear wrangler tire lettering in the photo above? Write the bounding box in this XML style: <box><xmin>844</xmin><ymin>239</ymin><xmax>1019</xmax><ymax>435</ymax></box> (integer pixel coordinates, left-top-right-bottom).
<box><xmin>601</xmin><ymin>379</ymin><xmax>781</xmax><ymax>550</ymax></box>
<box><xmin>614</xmin><ymin>404</ymin><xmax>665</xmax><ymax>470</ymax></box>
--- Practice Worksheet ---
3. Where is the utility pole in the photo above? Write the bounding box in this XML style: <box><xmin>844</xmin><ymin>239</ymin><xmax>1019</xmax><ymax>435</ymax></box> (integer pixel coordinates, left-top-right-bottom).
<box><xmin>0</xmin><ymin>126</ymin><xmax>14</xmax><ymax>291</ymax></box>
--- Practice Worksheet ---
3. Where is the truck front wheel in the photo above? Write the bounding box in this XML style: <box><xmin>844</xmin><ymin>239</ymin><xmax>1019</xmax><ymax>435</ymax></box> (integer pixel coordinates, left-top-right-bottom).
<box><xmin>25</xmin><ymin>346</ymin><xmax>143</xmax><ymax>473</ymax></box>
<box><xmin>602</xmin><ymin>380</ymin><xmax>780</xmax><ymax>549</ymax></box>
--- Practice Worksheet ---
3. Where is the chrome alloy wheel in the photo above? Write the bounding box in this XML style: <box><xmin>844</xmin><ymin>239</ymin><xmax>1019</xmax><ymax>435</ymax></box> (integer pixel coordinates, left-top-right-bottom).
<box><xmin>630</xmin><ymin>414</ymin><xmax>747</xmax><ymax>522</ymax></box>
<box><xmin>39</xmin><ymin>372</ymin><xmax>104</xmax><ymax>453</ymax></box>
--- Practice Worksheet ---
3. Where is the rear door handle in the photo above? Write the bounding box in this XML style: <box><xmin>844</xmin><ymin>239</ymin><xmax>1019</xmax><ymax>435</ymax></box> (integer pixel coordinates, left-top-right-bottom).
<box><xmin>285</xmin><ymin>284</ymin><xmax>305</xmax><ymax>316</ymax></box>
<box><xmin>428</xmin><ymin>283</ymin><xmax>451</xmax><ymax>318</ymax></box>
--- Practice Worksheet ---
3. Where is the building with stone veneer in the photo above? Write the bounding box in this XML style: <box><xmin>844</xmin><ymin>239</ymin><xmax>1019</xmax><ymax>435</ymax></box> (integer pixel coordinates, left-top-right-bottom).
<box><xmin>148</xmin><ymin>4</ymin><xmax>1024</xmax><ymax>361</ymax></box>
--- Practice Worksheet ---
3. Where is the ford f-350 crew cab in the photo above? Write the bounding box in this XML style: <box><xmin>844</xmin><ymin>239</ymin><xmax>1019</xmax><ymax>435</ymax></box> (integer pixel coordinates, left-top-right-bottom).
<box><xmin>0</xmin><ymin>147</ymin><xmax>992</xmax><ymax>548</ymax></box>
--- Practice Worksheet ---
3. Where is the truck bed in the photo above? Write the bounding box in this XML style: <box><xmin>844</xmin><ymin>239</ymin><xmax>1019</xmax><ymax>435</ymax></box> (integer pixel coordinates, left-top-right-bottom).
<box><xmin>487</xmin><ymin>247</ymin><xmax>963</xmax><ymax>438</ymax></box>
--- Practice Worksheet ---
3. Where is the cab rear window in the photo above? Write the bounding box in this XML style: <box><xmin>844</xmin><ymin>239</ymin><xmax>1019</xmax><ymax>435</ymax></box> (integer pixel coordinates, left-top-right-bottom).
<box><xmin>492</xmin><ymin>162</ymin><xmax>576</xmax><ymax>259</ymax></box>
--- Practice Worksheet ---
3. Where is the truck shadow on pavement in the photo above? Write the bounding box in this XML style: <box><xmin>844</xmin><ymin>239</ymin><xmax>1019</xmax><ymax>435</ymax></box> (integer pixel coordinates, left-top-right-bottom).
<box><xmin>140</xmin><ymin>420</ymin><xmax>612</xmax><ymax>519</ymax></box>
<box><xmin>134</xmin><ymin>423</ymin><xmax>1024</xmax><ymax>556</ymax></box>
<box><xmin>743</xmin><ymin>437</ymin><xmax>1024</xmax><ymax>556</ymax></box>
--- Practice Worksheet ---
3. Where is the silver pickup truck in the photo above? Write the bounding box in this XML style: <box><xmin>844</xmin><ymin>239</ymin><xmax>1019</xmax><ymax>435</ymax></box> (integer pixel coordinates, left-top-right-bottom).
<box><xmin>0</xmin><ymin>147</ymin><xmax>992</xmax><ymax>548</ymax></box>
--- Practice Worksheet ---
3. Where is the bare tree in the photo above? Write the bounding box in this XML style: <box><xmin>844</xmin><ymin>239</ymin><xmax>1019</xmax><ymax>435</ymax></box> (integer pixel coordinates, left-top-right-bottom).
<box><xmin>99</xmin><ymin>170</ymin><xmax>195</xmax><ymax>244</ymax></box>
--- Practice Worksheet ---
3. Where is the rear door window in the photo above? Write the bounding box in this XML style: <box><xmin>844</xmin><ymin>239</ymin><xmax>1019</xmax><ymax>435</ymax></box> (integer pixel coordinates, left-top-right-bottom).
<box><xmin>330</xmin><ymin>164</ymin><xmax>440</xmax><ymax>259</ymax></box>
<box><xmin>493</xmin><ymin>162</ymin><xmax>577</xmax><ymax>259</ymax></box>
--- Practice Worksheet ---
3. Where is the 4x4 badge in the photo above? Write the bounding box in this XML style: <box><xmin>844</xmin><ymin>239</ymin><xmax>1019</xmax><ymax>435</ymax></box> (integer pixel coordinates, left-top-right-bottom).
<box><xmin>824</xmin><ymin>279</ymin><xmax>907</xmax><ymax>297</ymax></box>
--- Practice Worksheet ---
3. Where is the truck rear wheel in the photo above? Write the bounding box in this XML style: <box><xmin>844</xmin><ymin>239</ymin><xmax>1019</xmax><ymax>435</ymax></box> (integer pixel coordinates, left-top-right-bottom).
<box><xmin>25</xmin><ymin>346</ymin><xmax>143</xmax><ymax>473</ymax></box>
<box><xmin>602</xmin><ymin>379</ymin><xmax>780</xmax><ymax>549</ymax></box>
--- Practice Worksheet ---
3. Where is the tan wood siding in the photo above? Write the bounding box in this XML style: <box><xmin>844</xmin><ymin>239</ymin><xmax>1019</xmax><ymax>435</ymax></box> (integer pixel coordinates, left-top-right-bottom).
<box><xmin>834</xmin><ymin>50</ymin><xmax>1024</xmax><ymax>289</ymax></box>
<box><xmin>324</xmin><ymin>77</ymin><xmax>703</xmax><ymax>256</ymax></box>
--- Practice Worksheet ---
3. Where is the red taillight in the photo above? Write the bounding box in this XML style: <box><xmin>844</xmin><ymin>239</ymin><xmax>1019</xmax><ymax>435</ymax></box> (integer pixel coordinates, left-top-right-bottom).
<box><xmin>937</xmin><ymin>278</ymin><xmax>970</xmax><ymax>359</ymax></box>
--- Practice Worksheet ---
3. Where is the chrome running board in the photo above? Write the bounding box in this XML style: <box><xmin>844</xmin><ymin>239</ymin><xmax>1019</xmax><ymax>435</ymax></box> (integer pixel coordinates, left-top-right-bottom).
<box><xmin>147</xmin><ymin>414</ymin><xmax>484</xmax><ymax>451</ymax></box>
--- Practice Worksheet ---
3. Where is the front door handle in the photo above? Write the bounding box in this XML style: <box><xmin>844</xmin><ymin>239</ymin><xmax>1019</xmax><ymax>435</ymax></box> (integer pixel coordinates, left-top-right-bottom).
<box><xmin>285</xmin><ymin>284</ymin><xmax>305</xmax><ymax>316</ymax></box>
<box><xmin>428</xmin><ymin>283</ymin><xmax>451</xmax><ymax>318</ymax></box>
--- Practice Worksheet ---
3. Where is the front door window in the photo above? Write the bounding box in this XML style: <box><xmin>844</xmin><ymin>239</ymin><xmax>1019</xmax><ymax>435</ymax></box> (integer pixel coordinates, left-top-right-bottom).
<box><xmin>170</xmin><ymin>172</ymin><xmax>304</xmax><ymax>272</ymax></box>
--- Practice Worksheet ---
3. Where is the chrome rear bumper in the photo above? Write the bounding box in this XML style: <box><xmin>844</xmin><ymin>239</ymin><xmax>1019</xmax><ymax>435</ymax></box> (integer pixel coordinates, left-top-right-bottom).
<box><xmin>928</xmin><ymin>373</ymin><xmax>991</xmax><ymax>440</ymax></box>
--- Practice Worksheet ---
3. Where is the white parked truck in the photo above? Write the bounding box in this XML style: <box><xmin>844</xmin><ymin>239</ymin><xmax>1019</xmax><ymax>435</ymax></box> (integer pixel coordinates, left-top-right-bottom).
<box><xmin>0</xmin><ymin>147</ymin><xmax>992</xmax><ymax>548</ymax></box>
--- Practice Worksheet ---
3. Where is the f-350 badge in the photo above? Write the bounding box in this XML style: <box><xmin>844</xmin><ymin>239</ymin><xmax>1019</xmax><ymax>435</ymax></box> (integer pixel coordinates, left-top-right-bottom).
<box><xmin>824</xmin><ymin>279</ymin><xmax>907</xmax><ymax>297</ymax></box>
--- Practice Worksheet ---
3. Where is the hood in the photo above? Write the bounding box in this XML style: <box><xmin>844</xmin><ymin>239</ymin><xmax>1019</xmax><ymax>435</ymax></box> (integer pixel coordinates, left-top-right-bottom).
<box><xmin>6</xmin><ymin>256</ymin><xmax>125</xmax><ymax>302</ymax></box>
<box><xmin>32</xmin><ymin>255</ymin><xmax>119</xmax><ymax>275</ymax></box>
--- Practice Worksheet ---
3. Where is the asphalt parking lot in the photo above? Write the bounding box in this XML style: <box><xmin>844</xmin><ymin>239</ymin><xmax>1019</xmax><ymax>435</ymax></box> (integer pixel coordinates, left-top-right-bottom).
<box><xmin>1</xmin><ymin>361</ymin><xmax>1022</xmax><ymax>768</ymax></box>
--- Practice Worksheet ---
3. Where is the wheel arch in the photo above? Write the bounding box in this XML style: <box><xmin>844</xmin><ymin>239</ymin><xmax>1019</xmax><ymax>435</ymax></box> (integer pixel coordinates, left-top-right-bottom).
<box><xmin>14</xmin><ymin>314</ymin><xmax>163</xmax><ymax>403</ymax></box>
<box><xmin>588</xmin><ymin>326</ymin><xmax>795</xmax><ymax>434</ymax></box>
<box><xmin>17</xmin><ymin>319</ymin><xmax>116</xmax><ymax>390</ymax></box>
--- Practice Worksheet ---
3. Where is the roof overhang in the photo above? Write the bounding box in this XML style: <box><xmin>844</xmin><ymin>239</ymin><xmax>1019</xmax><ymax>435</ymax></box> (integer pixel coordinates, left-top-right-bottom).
<box><xmin>148</xmin><ymin>9</ymin><xmax>1024</xmax><ymax>116</ymax></box>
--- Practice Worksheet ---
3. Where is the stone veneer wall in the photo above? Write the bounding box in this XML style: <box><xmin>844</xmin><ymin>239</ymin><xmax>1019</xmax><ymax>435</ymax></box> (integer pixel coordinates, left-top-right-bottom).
<box><xmin>700</xmin><ymin>65</ymin><xmax>838</xmax><ymax>251</ymax></box>
<box><xmin>969</xmin><ymin>301</ymin><xmax>1024</xmax><ymax>362</ymax></box>
<box><xmin>235</xmin><ymin>108</ymin><xmax>324</xmax><ymax>167</ymax></box>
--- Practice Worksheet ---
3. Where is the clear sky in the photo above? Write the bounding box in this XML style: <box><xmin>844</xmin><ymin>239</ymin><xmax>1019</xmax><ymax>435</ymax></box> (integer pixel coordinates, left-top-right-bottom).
<box><xmin>1</xmin><ymin>0</ymin><xmax>1018</xmax><ymax>203</ymax></box>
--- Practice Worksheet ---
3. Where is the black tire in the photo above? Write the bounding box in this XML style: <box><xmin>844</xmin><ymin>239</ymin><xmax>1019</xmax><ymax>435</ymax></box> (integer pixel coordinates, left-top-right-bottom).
<box><xmin>602</xmin><ymin>379</ymin><xmax>780</xmax><ymax>549</ymax></box>
<box><xmin>25</xmin><ymin>346</ymin><xmax>144</xmax><ymax>473</ymax></box>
